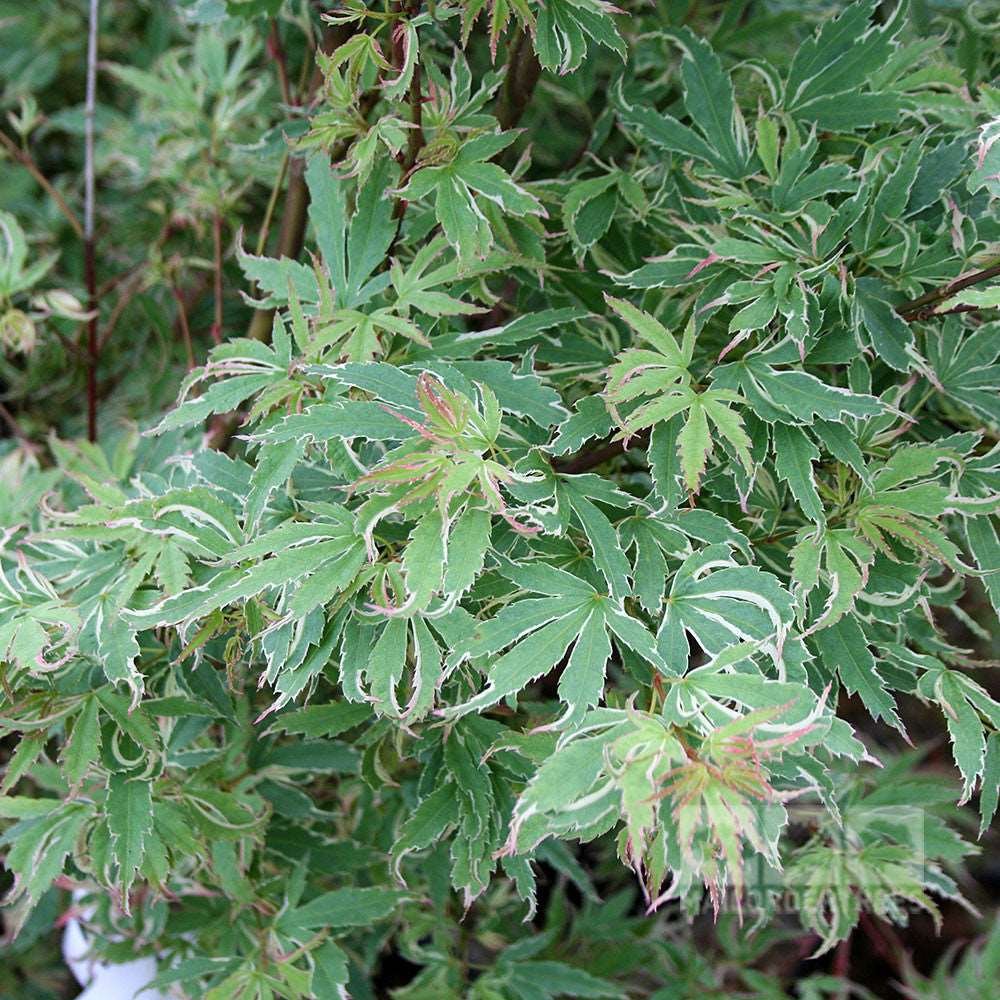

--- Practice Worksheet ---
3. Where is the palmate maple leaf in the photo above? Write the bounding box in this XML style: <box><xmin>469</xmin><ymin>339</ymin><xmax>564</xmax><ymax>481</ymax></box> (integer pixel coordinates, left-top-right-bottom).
<box><xmin>397</xmin><ymin>130</ymin><xmax>546</xmax><ymax>261</ymax></box>
<box><xmin>351</xmin><ymin>372</ymin><xmax>540</xmax><ymax>541</ymax></box>
<box><xmin>644</xmin><ymin>706</ymin><xmax>815</xmax><ymax>918</ymax></box>
<box><xmin>443</xmin><ymin>557</ymin><xmax>667</xmax><ymax>726</ymax></box>
<box><xmin>789</xmin><ymin>840</ymin><xmax>944</xmax><ymax>958</ymax></box>
<box><xmin>341</xmin><ymin>373</ymin><xmax>550</xmax><ymax>619</ymax></box>
<box><xmin>603</xmin><ymin>296</ymin><xmax>753</xmax><ymax>493</ymax></box>
<box><xmin>460</xmin><ymin>0</ymin><xmax>534</xmax><ymax>61</ymax></box>
<box><xmin>504</xmin><ymin>701</ymin><xmax>818</xmax><ymax>919</ymax></box>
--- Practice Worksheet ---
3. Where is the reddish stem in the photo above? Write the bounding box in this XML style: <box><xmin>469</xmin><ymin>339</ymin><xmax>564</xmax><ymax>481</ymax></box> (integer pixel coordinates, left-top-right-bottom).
<box><xmin>171</xmin><ymin>281</ymin><xmax>196</xmax><ymax>371</ymax></box>
<box><xmin>0</xmin><ymin>402</ymin><xmax>40</xmax><ymax>456</ymax></box>
<box><xmin>896</xmin><ymin>260</ymin><xmax>1000</xmax><ymax>320</ymax></box>
<box><xmin>267</xmin><ymin>18</ymin><xmax>292</xmax><ymax>106</ymax></box>
<box><xmin>211</xmin><ymin>208</ymin><xmax>224</xmax><ymax>345</ymax></box>
<box><xmin>832</xmin><ymin>934</ymin><xmax>851</xmax><ymax>979</ymax></box>
<box><xmin>84</xmin><ymin>0</ymin><xmax>99</xmax><ymax>441</ymax></box>
<box><xmin>554</xmin><ymin>428</ymin><xmax>651</xmax><ymax>475</ymax></box>
<box><xmin>0</xmin><ymin>130</ymin><xmax>84</xmax><ymax>239</ymax></box>
<box><xmin>85</xmin><ymin>238</ymin><xmax>98</xmax><ymax>442</ymax></box>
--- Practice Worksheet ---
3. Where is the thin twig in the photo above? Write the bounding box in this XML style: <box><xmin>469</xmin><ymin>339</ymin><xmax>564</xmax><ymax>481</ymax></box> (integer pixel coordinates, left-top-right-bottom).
<box><xmin>211</xmin><ymin>208</ymin><xmax>224</xmax><ymax>344</ymax></box>
<box><xmin>403</xmin><ymin>36</ymin><xmax>425</xmax><ymax>170</ymax></box>
<box><xmin>0</xmin><ymin>402</ymin><xmax>41</xmax><ymax>457</ymax></box>
<box><xmin>553</xmin><ymin>428</ymin><xmax>650</xmax><ymax>475</ymax></box>
<box><xmin>267</xmin><ymin>18</ymin><xmax>292</xmax><ymax>106</ymax></box>
<box><xmin>170</xmin><ymin>281</ymin><xmax>196</xmax><ymax>371</ymax></box>
<box><xmin>84</xmin><ymin>0</ymin><xmax>100</xmax><ymax>442</ymax></box>
<box><xmin>255</xmin><ymin>154</ymin><xmax>289</xmax><ymax>257</ymax></box>
<box><xmin>244</xmin><ymin>22</ymin><xmax>348</xmax><ymax>343</ymax></box>
<box><xmin>97</xmin><ymin>259</ymin><xmax>147</xmax><ymax>298</ymax></box>
<box><xmin>98</xmin><ymin>268</ymin><xmax>147</xmax><ymax>353</ymax></box>
<box><xmin>391</xmin><ymin>1</ymin><xmax>426</xmax><ymax>230</ymax></box>
<box><xmin>496</xmin><ymin>29</ymin><xmax>542</xmax><ymax>132</ymax></box>
<box><xmin>50</xmin><ymin>325</ymin><xmax>89</xmax><ymax>361</ymax></box>
<box><xmin>926</xmin><ymin>302</ymin><xmax>980</xmax><ymax>318</ymax></box>
<box><xmin>858</xmin><ymin>912</ymin><xmax>904</xmax><ymax>977</ymax></box>
<box><xmin>832</xmin><ymin>933</ymin><xmax>851</xmax><ymax>985</ymax></box>
<box><xmin>246</xmin><ymin>157</ymin><xmax>311</xmax><ymax>343</ymax></box>
<box><xmin>896</xmin><ymin>259</ymin><xmax>1000</xmax><ymax>320</ymax></box>
<box><xmin>0</xmin><ymin>130</ymin><xmax>84</xmax><ymax>239</ymax></box>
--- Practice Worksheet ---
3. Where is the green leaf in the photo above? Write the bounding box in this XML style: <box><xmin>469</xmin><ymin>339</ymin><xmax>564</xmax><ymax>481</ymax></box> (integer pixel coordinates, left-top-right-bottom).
<box><xmin>556</xmin><ymin>609</ymin><xmax>613</xmax><ymax>728</ymax></box>
<box><xmin>855</xmin><ymin>282</ymin><xmax>914</xmax><ymax>372</ymax></box>
<box><xmin>617</xmin><ymin>101</ymin><xmax>716</xmax><ymax>169</ymax></box>
<box><xmin>550</xmin><ymin>397</ymin><xmax>613</xmax><ymax>457</ymax></box>
<box><xmin>559</xmin><ymin>480</ymin><xmax>632</xmax><ymax>600</ymax></box>
<box><xmin>980</xmin><ymin>732</ymin><xmax>1000</xmax><ymax>836</ymax></box>
<box><xmin>784</xmin><ymin>0</ymin><xmax>902</xmax><ymax>129</ymax></box>
<box><xmin>656</xmin><ymin>545</ymin><xmax>792</xmax><ymax>675</ymax></box>
<box><xmin>507</xmin><ymin>960</ymin><xmax>626</xmax><ymax>999</ymax></box>
<box><xmin>391</xmin><ymin>781</ymin><xmax>460</xmax><ymax>879</ymax></box>
<box><xmin>401</xmin><ymin>146</ymin><xmax>543</xmax><ymax>261</ymax></box>
<box><xmin>447</xmin><ymin>603</ymin><xmax>592</xmax><ymax>719</ymax></box>
<box><xmin>1</xmin><ymin>731</ymin><xmax>47</xmax><ymax>795</ymax></box>
<box><xmin>312</xmin><ymin>942</ymin><xmax>350</xmax><ymax>998</ymax></box>
<box><xmin>60</xmin><ymin>696</ymin><xmax>102</xmax><ymax>786</ymax></box>
<box><xmin>366</xmin><ymin>619</ymin><xmax>409</xmax><ymax>716</ymax></box>
<box><xmin>715</xmin><ymin>358</ymin><xmax>884</xmax><ymax>424</ymax></box>
<box><xmin>564</xmin><ymin>175</ymin><xmax>619</xmax><ymax>253</ymax></box>
<box><xmin>282</xmin><ymin>887</ymin><xmax>410</xmax><ymax>932</ymax></box>
<box><xmin>403</xmin><ymin>508</ymin><xmax>446</xmax><ymax>609</ymax></box>
<box><xmin>452</xmin><ymin>360</ymin><xmax>568</xmax><ymax>427</ymax></box>
<box><xmin>106</xmin><ymin>774</ymin><xmax>153</xmax><ymax>904</ymax></box>
<box><xmin>3</xmin><ymin>803</ymin><xmax>92</xmax><ymax>935</ymax></box>
<box><xmin>935</xmin><ymin>671</ymin><xmax>987</xmax><ymax>804</ymax></box>
<box><xmin>940</xmin><ymin>286</ymin><xmax>1000</xmax><ymax>310</ymax></box>
<box><xmin>152</xmin><ymin>372</ymin><xmax>279</xmax><ymax>435</ymax></box>
<box><xmin>671</xmin><ymin>27</ymin><xmax>749</xmax><ymax>179</ymax></box>
<box><xmin>534</xmin><ymin>0</ymin><xmax>625</xmax><ymax>75</ymax></box>
<box><xmin>305</xmin><ymin>148</ymin><xmax>398</xmax><ymax>310</ymax></box>
<box><xmin>772</xmin><ymin>423</ymin><xmax>825</xmax><ymax>523</ymax></box>
<box><xmin>810</xmin><ymin>616</ymin><xmax>903</xmax><ymax>734</ymax></box>
<box><xmin>269</xmin><ymin>702</ymin><xmax>372</xmax><ymax>739</ymax></box>
<box><xmin>677</xmin><ymin>395</ymin><xmax>711</xmax><ymax>493</ymax></box>
<box><xmin>443</xmin><ymin>505</ymin><xmax>491</xmax><ymax>597</ymax></box>
<box><xmin>791</xmin><ymin>91</ymin><xmax>904</xmax><ymax>131</ymax></box>
<box><xmin>965</xmin><ymin>516</ymin><xmax>1000</xmax><ymax>623</ymax></box>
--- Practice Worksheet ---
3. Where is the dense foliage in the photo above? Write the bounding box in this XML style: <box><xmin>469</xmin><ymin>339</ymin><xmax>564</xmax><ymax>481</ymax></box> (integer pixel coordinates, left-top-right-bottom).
<box><xmin>1</xmin><ymin>1</ymin><xmax>1000</xmax><ymax>997</ymax></box>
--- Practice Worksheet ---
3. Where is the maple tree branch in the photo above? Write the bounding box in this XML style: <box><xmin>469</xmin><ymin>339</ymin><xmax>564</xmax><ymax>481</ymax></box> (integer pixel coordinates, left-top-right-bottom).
<box><xmin>403</xmin><ymin>43</ymin><xmax>425</xmax><ymax>171</ymax></box>
<box><xmin>170</xmin><ymin>279</ymin><xmax>196</xmax><ymax>371</ymax></box>
<box><xmin>389</xmin><ymin>0</ymin><xmax>426</xmax><ymax>238</ymax></box>
<box><xmin>553</xmin><ymin>429</ymin><xmax>650</xmax><ymax>476</ymax></box>
<box><xmin>211</xmin><ymin>207</ymin><xmax>224</xmax><ymax>345</ymax></box>
<box><xmin>923</xmin><ymin>302</ymin><xmax>980</xmax><ymax>319</ymax></box>
<box><xmin>496</xmin><ymin>29</ymin><xmax>542</xmax><ymax>132</ymax></box>
<box><xmin>98</xmin><ymin>267</ymin><xmax>146</xmax><ymax>352</ymax></box>
<box><xmin>267</xmin><ymin>18</ymin><xmax>292</xmax><ymax>107</ymax></box>
<box><xmin>84</xmin><ymin>0</ymin><xmax>100</xmax><ymax>442</ymax></box>
<box><xmin>245</xmin><ymin>23</ymin><xmax>348</xmax><ymax>343</ymax></box>
<box><xmin>896</xmin><ymin>259</ymin><xmax>1000</xmax><ymax>320</ymax></box>
<box><xmin>246</xmin><ymin>156</ymin><xmax>310</xmax><ymax>343</ymax></box>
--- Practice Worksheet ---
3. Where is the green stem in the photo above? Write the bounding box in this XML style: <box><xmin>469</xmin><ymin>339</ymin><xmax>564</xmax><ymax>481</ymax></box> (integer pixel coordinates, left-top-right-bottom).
<box><xmin>255</xmin><ymin>153</ymin><xmax>289</xmax><ymax>257</ymax></box>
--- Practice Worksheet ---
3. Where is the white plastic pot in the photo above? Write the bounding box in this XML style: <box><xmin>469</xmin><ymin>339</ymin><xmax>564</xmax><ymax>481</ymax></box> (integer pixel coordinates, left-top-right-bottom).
<box><xmin>62</xmin><ymin>908</ymin><xmax>164</xmax><ymax>1000</ymax></box>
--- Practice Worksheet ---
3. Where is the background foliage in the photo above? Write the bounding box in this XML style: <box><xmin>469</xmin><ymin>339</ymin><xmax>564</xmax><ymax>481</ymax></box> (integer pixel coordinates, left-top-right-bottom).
<box><xmin>1</xmin><ymin>1</ymin><xmax>1000</xmax><ymax>997</ymax></box>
